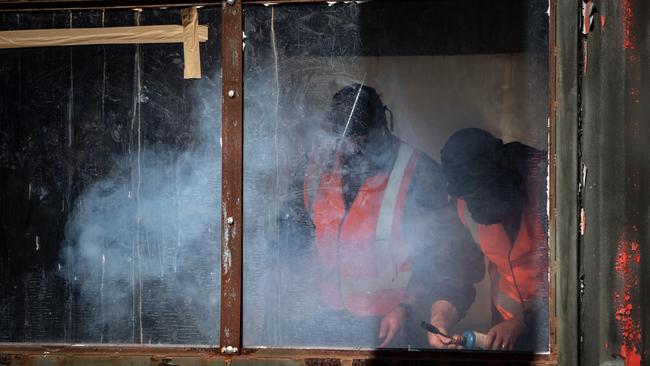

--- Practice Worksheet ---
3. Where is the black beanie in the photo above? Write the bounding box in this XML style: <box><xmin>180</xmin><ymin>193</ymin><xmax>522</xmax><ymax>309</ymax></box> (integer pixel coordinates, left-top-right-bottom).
<box><xmin>440</xmin><ymin>128</ymin><xmax>505</xmax><ymax>197</ymax></box>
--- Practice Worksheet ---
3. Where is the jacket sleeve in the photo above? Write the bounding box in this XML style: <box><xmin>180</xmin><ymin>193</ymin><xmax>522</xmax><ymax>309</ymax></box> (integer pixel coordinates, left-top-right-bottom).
<box><xmin>403</xmin><ymin>156</ymin><xmax>485</xmax><ymax>319</ymax></box>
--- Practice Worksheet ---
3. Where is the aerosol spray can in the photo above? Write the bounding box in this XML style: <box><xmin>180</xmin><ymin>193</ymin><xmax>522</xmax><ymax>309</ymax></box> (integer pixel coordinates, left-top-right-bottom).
<box><xmin>455</xmin><ymin>330</ymin><xmax>488</xmax><ymax>350</ymax></box>
<box><xmin>420</xmin><ymin>321</ymin><xmax>487</xmax><ymax>350</ymax></box>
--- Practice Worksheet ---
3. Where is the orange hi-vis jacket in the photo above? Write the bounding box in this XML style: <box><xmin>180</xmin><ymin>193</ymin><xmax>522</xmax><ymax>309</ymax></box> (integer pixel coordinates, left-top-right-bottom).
<box><xmin>304</xmin><ymin>143</ymin><xmax>419</xmax><ymax>317</ymax></box>
<box><xmin>456</xmin><ymin>160</ymin><xmax>547</xmax><ymax>321</ymax></box>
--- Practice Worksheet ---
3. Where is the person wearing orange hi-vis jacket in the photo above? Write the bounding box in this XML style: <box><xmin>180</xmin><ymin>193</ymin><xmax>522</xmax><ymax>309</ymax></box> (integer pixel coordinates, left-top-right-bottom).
<box><xmin>286</xmin><ymin>85</ymin><xmax>484</xmax><ymax>348</ymax></box>
<box><xmin>440</xmin><ymin>128</ymin><xmax>549</xmax><ymax>352</ymax></box>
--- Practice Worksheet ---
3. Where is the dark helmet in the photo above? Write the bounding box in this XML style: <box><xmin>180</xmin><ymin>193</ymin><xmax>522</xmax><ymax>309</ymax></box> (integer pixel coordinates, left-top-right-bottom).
<box><xmin>328</xmin><ymin>84</ymin><xmax>388</xmax><ymax>138</ymax></box>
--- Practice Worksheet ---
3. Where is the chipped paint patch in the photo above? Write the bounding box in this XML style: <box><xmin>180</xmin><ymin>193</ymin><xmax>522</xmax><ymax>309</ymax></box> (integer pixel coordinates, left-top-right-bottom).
<box><xmin>579</xmin><ymin>164</ymin><xmax>588</xmax><ymax>235</ymax></box>
<box><xmin>222</xmin><ymin>203</ymin><xmax>231</xmax><ymax>274</ymax></box>
<box><xmin>223</xmin><ymin>246</ymin><xmax>232</xmax><ymax>275</ymax></box>
<box><xmin>620</xmin><ymin>344</ymin><xmax>641</xmax><ymax>366</ymax></box>
<box><xmin>622</xmin><ymin>0</ymin><xmax>635</xmax><ymax>49</ymax></box>
<box><xmin>614</xmin><ymin>227</ymin><xmax>642</xmax><ymax>366</ymax></box>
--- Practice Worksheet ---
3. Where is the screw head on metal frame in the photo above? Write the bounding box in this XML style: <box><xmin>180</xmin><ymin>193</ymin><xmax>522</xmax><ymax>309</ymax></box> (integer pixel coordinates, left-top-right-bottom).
<box><xmin>227</xmin><ymin>217</ymin><xmax>234</xmax><ymax>225</ymax></box>
<box><xmin>227</xmin><ymin>0</ymin><xmax>236</xmax><ymax>5</ymax></box>
<box><xmin>227</xmin><ymin>90</ymin><xmax>236</xmax><ymax>98</ymax></box>
<box><xmin>221</xmin><ymin>345</ymin><xmax>238</xmax><ymax>354</ymax></box>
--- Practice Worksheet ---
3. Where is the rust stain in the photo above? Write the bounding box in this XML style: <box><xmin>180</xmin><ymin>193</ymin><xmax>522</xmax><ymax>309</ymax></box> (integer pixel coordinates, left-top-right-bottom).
<box><xmin>600</xmin><ymin>15</ymin><xmax>606</xmax><ymax>29</ymax></box>
<box><xmin>614</xmin><ymin>227</ymin><xmax>642</xmax><ymax>366</ymax></box>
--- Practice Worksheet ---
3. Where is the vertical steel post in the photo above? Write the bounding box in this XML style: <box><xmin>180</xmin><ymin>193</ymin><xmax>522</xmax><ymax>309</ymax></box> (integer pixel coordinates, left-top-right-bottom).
<box><xmin>220</xmin><ymin>0</ymin><xmax>243</xmax><ymax>354</ymax></box>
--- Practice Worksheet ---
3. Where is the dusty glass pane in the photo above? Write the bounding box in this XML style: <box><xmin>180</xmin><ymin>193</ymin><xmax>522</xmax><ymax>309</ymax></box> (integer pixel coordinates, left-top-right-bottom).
<box><xmin>0</xmin><ymin>7</ymin><xmax>221</xmax><ymax>344</ymax></box>
<box><xmin>242</xmin><ymin>0</ymin><xmax>549</xmax><ymax>351</ymax></box>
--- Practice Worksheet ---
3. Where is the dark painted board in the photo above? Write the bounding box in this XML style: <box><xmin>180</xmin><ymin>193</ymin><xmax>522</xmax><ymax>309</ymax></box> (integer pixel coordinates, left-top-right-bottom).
<box><xmin>0</xmin><ymin>6</ymin><xmax>222</xmax><ymax>345</ymax></box>
<box><xmin>581</xmin><ymin>2</ymin><xmax>627</xmax><ymax>361</ymax></box>
<box><xmin>0</xmin><ymin>10</ymin><xmax>71</xmax><ymax>343</ymax></box>
<box><xmin>580</xmin><ymin>0</ymin><xmax>649</xmax><ymax>364</ymax></box>
<box><xmin>639</xmin><ymin>2</ymin><xmax>650</xmax><ymax>362</ymax></box>
<box><xmin>0</xmin><ymin>15</ymin><xmax>24</xmax><ymax>342</ymax></box>
<box><xmin>554</xmin><ymin>0</ymin><xmax>579</xmax><ymax>364</ymax></box>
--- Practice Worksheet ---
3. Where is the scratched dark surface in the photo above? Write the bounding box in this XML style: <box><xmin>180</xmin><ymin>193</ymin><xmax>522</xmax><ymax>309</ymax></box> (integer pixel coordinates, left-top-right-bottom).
<box><xmin>0</xmin><ymin>7</ymin><xmax>222</xmax><ymax>344</ymax></box>
<box><xmin>580</xmin><ymin>1</ymin><xmax>650</xmax><ymax>365</ymax></box>
<box><xmin>242</xmin><ymin>0</ymin><xmax>547</xmax><ymax>58</ymax></box>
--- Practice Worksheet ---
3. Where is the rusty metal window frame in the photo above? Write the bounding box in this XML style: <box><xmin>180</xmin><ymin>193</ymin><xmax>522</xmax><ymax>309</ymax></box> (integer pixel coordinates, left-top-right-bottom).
<box><xmin>0</xmin><ymin>0</ymin><xmax>560</xmax><ymax>363</ymax></box>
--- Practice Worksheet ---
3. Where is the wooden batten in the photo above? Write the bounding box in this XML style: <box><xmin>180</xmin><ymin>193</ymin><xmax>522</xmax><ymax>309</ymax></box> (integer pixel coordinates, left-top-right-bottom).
<box><xmin>0</xmin><ymin>7</ymin><xmax>206</xmax><ymax>79</ymax></box>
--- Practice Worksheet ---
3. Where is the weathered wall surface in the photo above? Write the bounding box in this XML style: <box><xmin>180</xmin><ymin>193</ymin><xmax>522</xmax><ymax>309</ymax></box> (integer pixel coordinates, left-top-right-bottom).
<box><xmin>555</xmin><ymin>0</ymin><xmax>579</xmax><ymax>365</ymax></box>
<box><xmin>580</xmin><ymin>0</ymin><xmax>649</xmax><ymax>365</ymax></box>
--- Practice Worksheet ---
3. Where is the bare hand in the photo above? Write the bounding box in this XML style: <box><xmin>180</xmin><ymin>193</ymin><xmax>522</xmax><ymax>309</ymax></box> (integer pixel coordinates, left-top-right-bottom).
<box><xmin>378</xmin><ymin>306</ymin><xmax>406</xmax><ymax>347</ymax></box>
<box><xmin>427</xmin><ymin>326</ymin><xmax>463</xmax><ymax>349</ymax></box>
<box><xmin>427</xmin><ymin>300</ymin><xmax>462</xmax><ymax>349</ymax></box>
<box><xmin>485</xmin><ymin>317</ymin><xmax>526</xmax><ymax>351</ymax></box>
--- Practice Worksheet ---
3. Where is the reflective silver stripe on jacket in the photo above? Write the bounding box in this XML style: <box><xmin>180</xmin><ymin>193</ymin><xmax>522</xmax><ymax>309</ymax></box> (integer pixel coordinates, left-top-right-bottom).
<box><xmin>341</xmin><ymin>142</ymin><xmax>414</xmax><ymax>295</ymax></box>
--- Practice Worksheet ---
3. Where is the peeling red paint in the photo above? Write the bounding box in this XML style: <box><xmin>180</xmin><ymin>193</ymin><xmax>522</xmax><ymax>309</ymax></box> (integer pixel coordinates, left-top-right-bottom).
<box><xmin>619</xmin><ymin>5</ymin><xmax>643</xmax><ymax>357</ymax></box>
<box><xmin>582</xmin><ymin>0</ymin><xmax>594</xmax><ymax>34</ymax></box>
<box><xmin>620</xmin><ymin>345</ymin><xmax>641</xmax><ymax>366</ymax></box>
<box><xmin>614</xmin><ymin>227</ymin><xmax>642</xmax><ymax>366</ymax></box>
<box><xmin>623</xmin><ymin>0</ymin><xmax>635</xmax><ymax>49</ymax></box>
